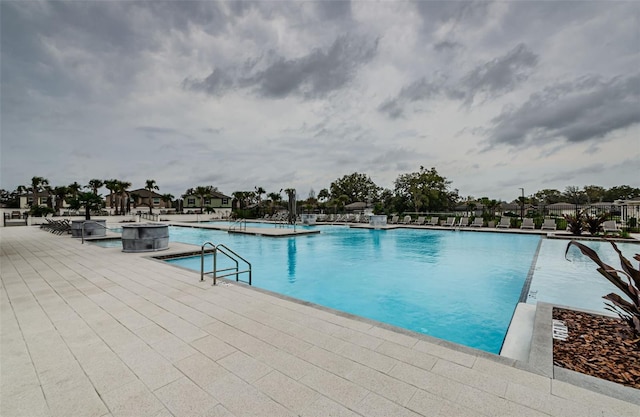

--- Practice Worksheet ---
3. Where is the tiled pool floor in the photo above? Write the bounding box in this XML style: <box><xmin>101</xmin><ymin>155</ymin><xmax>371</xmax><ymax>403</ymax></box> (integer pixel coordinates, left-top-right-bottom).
<box><xmin>1</xmin><ymin>226</ymin><xmax>637</xmax><ymax>417</ymax></box>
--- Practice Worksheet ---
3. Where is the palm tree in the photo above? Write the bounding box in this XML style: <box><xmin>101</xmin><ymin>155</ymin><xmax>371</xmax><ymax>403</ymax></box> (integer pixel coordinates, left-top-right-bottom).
<box><xmin>267</xmin><ymin>191</ymin><xmax>282</xmax><ymax>215</ymax></box>
<box><xmin>161</xmin><ymin>194</ymin><xmax>174</xmax><ymax>211</ymax></box>
<box><xmin>120</xmin><ymin>181</ymin><xmax>131</xmax><ymax>215</ymax></box>
<box><xmin>87</xmin><ymin>179</ymin><xmax>104</xmax><ymax>195</ymax></box>
<box><xmin>115</xmin><ymin>180</ymin><xmax>131</xmax><ymax>215</ymax></box>
<box><xmin>52</xmin><ymin>186</ymin><xmax>69</xmax><ymax>212</ymax></box>
<box><xmin>255</xmin><ymin>186</ymin><xmax>266</xmax><ymax>216</ymax></box>
<box><xmin>30</xmin><ymin>176</ymin><xmax>49</xmax><ymax>207</ymax></box>
<box><xmin>67</xmin><ymin>181</ymin><xmax>83</xmax><ymax>199</ymax></box>
<box><xmin>284</xmin><ymin>188</ymin><xmax>296</xmax><ymax>223</ymax></box>
<box><xmin>144</xmin><ymin>179</ymin><xmax>159</xmax><ymax>214</ymax></box>
<box><xmin>104</xmin><ymin>179</ymin><xmax>118</xmax><ymax>214</ymax></box>
<box><xmin>194</xmin><ymin>186</ymin><xmax>212</xmax><ymax>213</ymax></box>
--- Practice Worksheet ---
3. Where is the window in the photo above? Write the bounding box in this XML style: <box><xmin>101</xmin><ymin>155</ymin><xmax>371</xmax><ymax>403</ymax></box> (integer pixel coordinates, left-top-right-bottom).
<box><xmin>187</xmin><ymin>198</ymin><xmax>196</xmax><ymax>206</ymax></box>
<box><xmin>204</xmin><ymin>198</ymin><xmax>211</xmax><ymax>205</ymax></box>
<box><xmin>153</xmin><ymin>198</ymin><xmax>160</xmax><ymax>206</ymax></box>
<box><xmin>222</xmin><ymin>198</ymin><xmax>229</xmax><ymax>205</ymax></box>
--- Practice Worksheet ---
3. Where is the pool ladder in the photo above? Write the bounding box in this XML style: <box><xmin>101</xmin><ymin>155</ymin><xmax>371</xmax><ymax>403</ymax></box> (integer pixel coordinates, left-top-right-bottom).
<box><xmin>200</xmin><ymin>242</ymin><xmax>252</xmax><ymax>286</ymax></box>
<box><xmin>229</xmin><ymin>218</ymin><xmax>246</xmax><ymax>231</ymax></box>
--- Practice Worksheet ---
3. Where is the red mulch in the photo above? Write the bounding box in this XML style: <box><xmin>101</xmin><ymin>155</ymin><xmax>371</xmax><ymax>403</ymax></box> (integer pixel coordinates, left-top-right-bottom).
<box><xmin>553</xmin><ymin>308</ymin><xmax>640</xmax><ymax>389</ymax></box>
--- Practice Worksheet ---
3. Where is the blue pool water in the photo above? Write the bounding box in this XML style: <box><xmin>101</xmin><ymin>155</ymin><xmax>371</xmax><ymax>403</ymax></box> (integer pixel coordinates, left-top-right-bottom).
<box><xmin>528</xmin><ymin>239</ymin><xmax>638</xmax><ymax>314</ymax></box>
<box><xmin>165</xmin><ymin>225</ymin><xmax>540</xmax><ymax>353</ymax></box>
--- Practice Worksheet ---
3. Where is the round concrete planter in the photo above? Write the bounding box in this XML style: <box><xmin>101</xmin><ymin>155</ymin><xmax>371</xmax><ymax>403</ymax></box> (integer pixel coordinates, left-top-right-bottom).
<box><xmin>121</xmin><ymin>224</ymin><xmax>169</xmax><ymax>253</ymax></box>
<box><xmin>71</xmin><ymin>220</ymin><xmax>107</xmax><ymax>238</ymax></box>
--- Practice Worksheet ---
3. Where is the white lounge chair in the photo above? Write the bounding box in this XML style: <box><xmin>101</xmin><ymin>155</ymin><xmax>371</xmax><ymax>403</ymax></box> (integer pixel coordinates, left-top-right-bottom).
<box><xmin>428</xmin><ymin>217</ymin><xmax>440</xmax><ymax>226</ymax></box>
<box><xmin>442</xmin><ymin>217</ymin><xmax>456</xmax><ymax>227</ymax></box>
<box><xmin>458</xmin><ymin>217</ymin><xmax>469</xmax><ymax>227</ymax></box>
<box><xmin>390</xmin><ymin>215</ymin><xmax>399</xmax><ymax>224</ymax></box>
<box><xmin>520</xmin><ymin>218</ymin><xmax>535</xmax><ymax>229</ymax></box>
<box><xmin>540</xmin><ymin>219</ymin><xmax>557</xmax><ymax>230</ymax></box>
<box><xmin>400</xmin><ymin>215</ymin><xmax>412</xmax><ymax>224</ymax></box>
<box><xmin>496</xmin><ymin>218</ymin><xmax>511</xmax><ymax>228</ymax></box>
<box><xmin>413</xmin><ymin>216</ymin><xmax>426</xmax><ymax>225</ymax></box>
<box><xmin>602</xmin><ymin>221</ymin><xmax>621</xmax><ymax>234</ymax></box>
<box><xmin>470</xmin><ymin>218</ymin><xmax>484</xmax><ymax>227</ymax></box>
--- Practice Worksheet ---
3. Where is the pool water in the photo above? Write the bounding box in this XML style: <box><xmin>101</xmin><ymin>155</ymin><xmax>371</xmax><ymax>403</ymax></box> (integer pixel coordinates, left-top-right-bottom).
<box><xmin>528</xmin><ymin>239</ymin><xmax>638</xmax><ymax>314</ymax></box>
<box><xmin>166</xmin><ymin>226</ymin><xmax>540</xmax><ymax>353</ymax></box>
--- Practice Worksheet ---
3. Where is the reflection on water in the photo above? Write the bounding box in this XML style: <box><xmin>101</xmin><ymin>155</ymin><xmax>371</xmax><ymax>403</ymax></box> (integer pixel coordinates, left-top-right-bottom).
<box><xmin>287</xmin><ymin>238</ymin><xmax>296</xmax><ymax>282</ymax></box>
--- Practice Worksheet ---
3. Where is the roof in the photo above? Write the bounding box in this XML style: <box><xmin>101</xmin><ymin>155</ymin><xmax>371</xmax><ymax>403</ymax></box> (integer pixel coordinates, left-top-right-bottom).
<box><xmin>344</xmin><ymin>201</ymin><xmax>367</xmax><ymax>210</ymax></box>
<box><xmin>183</xmin><ymin>191</ymin><xmax>232</xmax><ymax>200</ymax></box>
<box><xmin>129</xmin><ymin>188</ymin><xmax>164</xmax><ymax>198</ymax></box>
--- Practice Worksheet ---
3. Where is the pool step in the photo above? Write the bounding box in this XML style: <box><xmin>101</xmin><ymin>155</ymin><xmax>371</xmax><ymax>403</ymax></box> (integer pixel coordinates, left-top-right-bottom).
<box><xmin>500</xmin><ymin>302</ymin><xmax>536</xmax><ymax>361</ymax></box>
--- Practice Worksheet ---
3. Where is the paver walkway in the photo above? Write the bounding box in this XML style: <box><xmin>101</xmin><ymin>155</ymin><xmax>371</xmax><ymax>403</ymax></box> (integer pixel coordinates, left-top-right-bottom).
<box><xmin>1</xmin><ymin>226</ymin><xmax>638</xmax><ymax>417</ymax></box>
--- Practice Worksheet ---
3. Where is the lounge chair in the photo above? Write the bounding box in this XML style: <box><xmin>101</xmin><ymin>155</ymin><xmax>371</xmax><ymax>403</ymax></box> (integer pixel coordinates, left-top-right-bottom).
<box><xmin>540</xmin><ymin>219</ymin><xmax>557</xmax><ymax>230</ymax></box>
<box><xmin>428</xmin><ymin>217</ymin><xmax>440</xmax><ymax>226</ymax></box>
<box><xmin>401</xmin><ymin>215</ymin><xmax>412</xmax><ymax>224</ymax></box>
<box><xmin>390</xmin><ymin>215</ymin><xmax>399</xmax><ymax>224</ymax></box>
<box><xmin>457</xmin><ymin>217</ymin><xmax>469</xmax><ymax>227</ymax></box>
<box><xmin>496</xmin><ymin>218</ymin><xmax>511</xmax><ymax>228</ymax></box>
<box><xmin>413</xmin><ymin>216</ymin><xmax>425</xmax><ymax>225</ymax></box>
<box><xmin>470</xmin><ymin>218</ymin><xmax>484</xmax><ymax>227</ymax></box>
<box><xmin>442</xmin><ymin>217</ymin><xmax>456</xmax><ymax>227</ymax></box>
<box><xmin>520</xmin><ymin>218</ymin><xmax>535</xmax><ymax>229</ymax></box>
<box><xmin>602</xmin><ymin>221</ymin><xmax>621</xmax><ymax>234</ymax></box>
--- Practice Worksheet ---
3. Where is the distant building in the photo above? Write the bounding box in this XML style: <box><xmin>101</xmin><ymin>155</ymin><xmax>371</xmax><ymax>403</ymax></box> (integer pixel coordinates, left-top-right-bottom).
<box><xmin>182</xmin><ymin>190</ymin><xmax>232</xmax><ymax>212</ymax></box>
<box><xmin>19</xmin><ymin>192</ymin><xmax>51</xmax><ymax>208</ymax></box>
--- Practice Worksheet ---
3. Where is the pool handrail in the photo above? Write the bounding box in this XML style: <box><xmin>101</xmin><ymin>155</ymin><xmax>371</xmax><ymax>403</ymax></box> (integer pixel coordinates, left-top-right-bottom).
<box><xmin>200</xmin><ymin>241</ymin><xmax>252</xmax><ymax>286</ymax></box>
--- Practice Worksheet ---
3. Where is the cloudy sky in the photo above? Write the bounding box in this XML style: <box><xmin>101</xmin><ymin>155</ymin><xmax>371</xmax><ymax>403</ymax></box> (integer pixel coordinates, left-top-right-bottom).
<box><xmin>1</xmin><ymin>0</ymin><xmax>638</xmax><ymax>201</ymax></box>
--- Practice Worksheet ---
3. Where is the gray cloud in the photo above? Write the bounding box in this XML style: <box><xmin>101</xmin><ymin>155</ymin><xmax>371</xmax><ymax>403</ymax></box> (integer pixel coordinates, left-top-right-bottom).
<box><xmin>379</xmin><ymin>44</ymin><xmax>537</xmax><ymax>117</ymax></box>
<box><xmin>414</xmin><ymin>1</ymin><xmax>490</xmax><ymax>30</ymax></box>
<box><xmin>315</xmin><ymin>0</ymin><xmax>352</xmax><ymax>21</ymax></box>
<box><xmin>184</xmin><ymin>35</ymin><xmax>379</xmax><ymax>99</ymax></box>
<box><xmin>433</xmin><ymin>40</ymin><xmax>462</xmax><ymax>52</ymax></box>
<box><xmin>460</xmin><ymin>43</ymin><xmax>538</xmax><ymax>105</ymax></box>
<box><xmin>484</xmin><ymin>73</ymin><xmax>640</xmax><ymax>149</ymax></box>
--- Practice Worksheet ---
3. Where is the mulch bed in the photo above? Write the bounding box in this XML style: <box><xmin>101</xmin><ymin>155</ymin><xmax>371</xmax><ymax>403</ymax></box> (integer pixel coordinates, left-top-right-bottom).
<box><xmin>553</xmin><ymin>308</ymin><xmax>640</xmax><ymax>389</ymax></box>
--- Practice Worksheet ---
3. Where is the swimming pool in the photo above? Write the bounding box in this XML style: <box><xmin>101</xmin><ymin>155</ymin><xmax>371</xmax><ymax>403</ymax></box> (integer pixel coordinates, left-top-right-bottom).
<box><xmin>165</xmin><ymin>225</ymin><xmax>540</xmax><ymax>353</ymax></box>
<box><xmin>528</xmin><ymin>239</ymin><xmax>638</xmax><ymax>314</ymax></box>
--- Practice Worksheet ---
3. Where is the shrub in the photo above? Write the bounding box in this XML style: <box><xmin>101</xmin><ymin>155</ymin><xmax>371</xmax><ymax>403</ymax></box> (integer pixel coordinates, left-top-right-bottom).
<box><xmin>566</xmin><ymin>240</ymin><xmax>640</xmax><ymax>338</ymax></box>
<box><xmin>583</xmin><ymin>212</ymin><xmax>609</xmax><ymax>235</ymax></box>
<box><xmin>29</xmin><ymin>205</ymin><xmax>54</xmax><ymax>217</ymax></box>
<box><xmin>563</xmin><ymin>212</ymin><xmax>584</xmax><ymax>235</ymax></box>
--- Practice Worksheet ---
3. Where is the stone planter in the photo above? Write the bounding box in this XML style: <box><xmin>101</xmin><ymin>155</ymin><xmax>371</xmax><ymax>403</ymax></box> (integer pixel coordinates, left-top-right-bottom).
<box><xmin>121</xmin><ymin>224</ymin><xmax>169</xmax><ymax>252</ymax></box>
<box><xmin>71</xmin><ymin>220</ymin><xmax>107</xmax><ymax>238</ymax></box>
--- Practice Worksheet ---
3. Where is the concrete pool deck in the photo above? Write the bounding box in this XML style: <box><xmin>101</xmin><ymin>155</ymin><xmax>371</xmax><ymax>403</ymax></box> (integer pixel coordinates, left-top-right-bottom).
<box><xmin>1</xmin><ymin>226</ymin><xmax>638</xmax><ymax>417</ymax></box>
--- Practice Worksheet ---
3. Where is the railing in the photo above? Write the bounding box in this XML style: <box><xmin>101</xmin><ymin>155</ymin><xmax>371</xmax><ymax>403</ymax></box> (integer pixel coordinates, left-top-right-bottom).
<box><xmin>200</xmin><ymin>241</ymin><xmax>252</xmax><ymax>286</ymax></box>
<box><xmin>81</xmin><ymin>221</ymin><xmax>122</xmax><ymax>244</ymax></box>
<box><xmin>140</xmin><ymin>212</ymin><xmax>160</xmax><ymax>221</ymax></box>
<box><xmin>228</xmin><ymin>218</ymin><xmax>246</xmax><ymax>231</ymax></box>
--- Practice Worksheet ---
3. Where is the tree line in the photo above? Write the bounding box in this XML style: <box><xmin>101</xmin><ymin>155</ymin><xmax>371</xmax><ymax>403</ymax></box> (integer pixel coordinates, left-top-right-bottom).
<box><xmin>1</xmin><ymin>170</ymin><xmax>638</xmax><ymax>216</ymax></box>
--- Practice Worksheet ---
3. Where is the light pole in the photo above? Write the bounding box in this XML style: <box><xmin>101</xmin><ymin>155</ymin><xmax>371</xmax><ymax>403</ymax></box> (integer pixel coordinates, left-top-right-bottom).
<box><xmin>518</xmin><ymin>188</ymin><xmax>525</xmax><ymax>221</ymax></box>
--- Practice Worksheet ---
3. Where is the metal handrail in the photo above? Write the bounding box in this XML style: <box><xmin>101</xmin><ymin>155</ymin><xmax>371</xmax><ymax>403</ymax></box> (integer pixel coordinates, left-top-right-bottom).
<box><xmin>200</xmin><ymin>241</ymin><xmax>252</xmax><ymax>286</ymax></box>
<box><xmin>81</xmin><ymin>221</ymin><xmax>122</xmax><ymax>244</ymax></box>
<box><xmin>228</xmin><ymin>218</ymin><xmax>246</xmax><ymax>231</ymax></box>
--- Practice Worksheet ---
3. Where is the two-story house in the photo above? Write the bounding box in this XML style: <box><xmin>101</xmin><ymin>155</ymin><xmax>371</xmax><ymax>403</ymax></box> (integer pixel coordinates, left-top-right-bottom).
<box><xmin>182</xmin><ymin>190</ymin><xmax>232</xmax><ymax>214</ymax></box>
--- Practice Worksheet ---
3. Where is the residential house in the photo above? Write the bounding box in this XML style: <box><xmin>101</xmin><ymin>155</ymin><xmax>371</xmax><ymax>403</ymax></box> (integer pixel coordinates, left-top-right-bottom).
<box><xmin>19</xmin><ymin>192</ymin><xmax>52</xmax><ymax>209</ymax></box>
<box><xmin>128</xmin><ymin>189</ymin><xmax>170</xmax><ymax>211</ymax></box>
<box><xmin>105</xmin><ymin>189</ymin><xmax>168</xmax><ymax>213</ymax></box>
<box><xmin>182</xmin><ymin>190</ymin><xmax>232</xmax><ymax>213</ymax></box>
